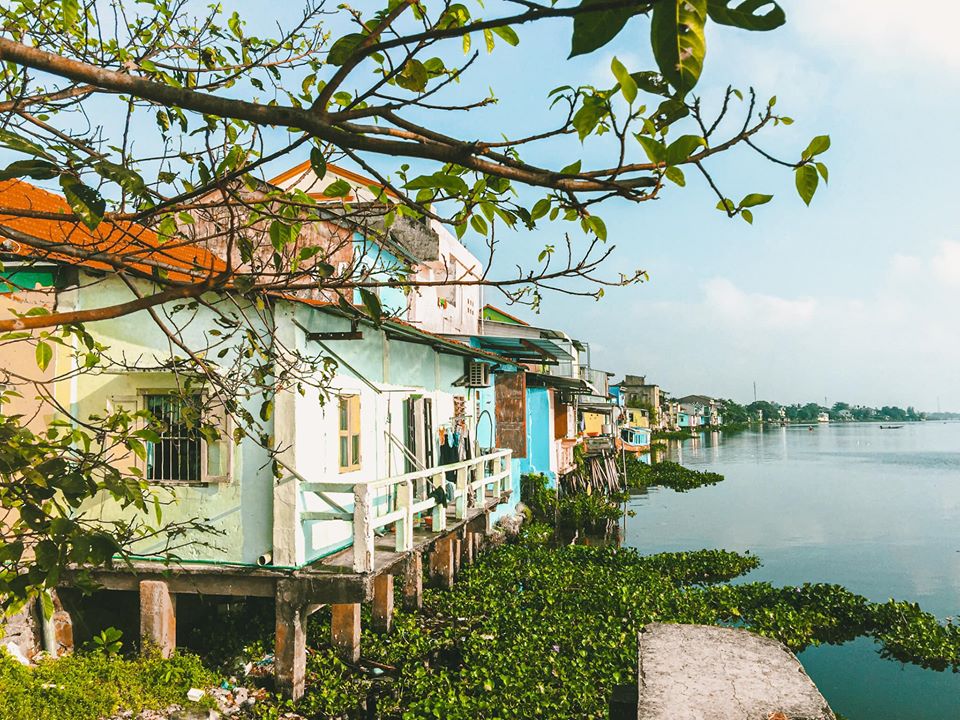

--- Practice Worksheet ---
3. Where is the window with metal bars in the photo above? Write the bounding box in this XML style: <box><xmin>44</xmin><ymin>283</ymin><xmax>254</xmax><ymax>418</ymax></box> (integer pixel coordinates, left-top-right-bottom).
<box><xmin>145</xmin><ymin>394</ymin><xmax>202</xmax><ymax>483</ymax></box>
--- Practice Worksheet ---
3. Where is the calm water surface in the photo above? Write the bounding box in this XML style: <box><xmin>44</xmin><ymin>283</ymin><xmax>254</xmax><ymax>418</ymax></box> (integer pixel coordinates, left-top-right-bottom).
<box><xmin>624</xmin><ymin>422</ymin><xmax>960</xmax><ymax>720</ymax></box>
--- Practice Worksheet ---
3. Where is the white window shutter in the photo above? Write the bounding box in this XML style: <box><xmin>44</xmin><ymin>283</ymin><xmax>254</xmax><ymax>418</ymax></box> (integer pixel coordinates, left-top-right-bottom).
<box><xmin>203</xmin><ymin>396</ymin><xmax>233</xmax><ymax>483</ymax></box>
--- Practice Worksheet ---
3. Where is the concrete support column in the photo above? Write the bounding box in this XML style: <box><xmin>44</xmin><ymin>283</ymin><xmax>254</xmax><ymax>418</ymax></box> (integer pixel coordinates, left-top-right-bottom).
<box><xmin>139</xmin><ymin>580</ymin><xmax>176</xmax><ymax>658</ymax></box>
<box><xmin>371</xmin><ymin>574</ymin><xmax>394</xmax><ymax>633</ymax></box>
<box><xmin>50</xmin><ymin>591</ymin><xmax>74</xmax><ymax>657</ymax></box>
<box><xmin>462</xmin><ymin>531</ymin><xmax>475</xmax><ymax>565</ymax></box>
<box><xmin>429</xmin><ymin>536</ymin><xmax>454</xmax><ymax>590</ymax></box>
<box><xmin>402</xmin><ymin>551</ymin><xmax>423</xmax><ymax>611</ymax></box>
<box><xmin>275</xmin><ymin>581</ymin><xmax>307</xmax><ymax>700</ymax></box>
<box><xmin>330</xmin><ymin>603</ymin><xmax>361</xmax><ymax>663</ymax></box>
<box><xmin>453</xmin><ymin>536</ymin><xmax>462</xmax><ymax>575</ymax></box>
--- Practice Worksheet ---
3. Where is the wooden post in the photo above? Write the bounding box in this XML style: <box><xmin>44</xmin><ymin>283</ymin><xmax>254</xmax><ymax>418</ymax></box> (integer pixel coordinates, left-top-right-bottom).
<box><xmin>275</xmin><ymin>580</ymin><xmax>307</xmax><ymax>700</ymax></box>
<box><xmin>462</xmin><ymin>531</ymin><xmax>475</xmax><ymax>565</ymax></box>
<box><xmin>396</xmin><ymin>480</ymin><xmax>413</xmax><ymax>552</ymax></box>
<box><xmin>453</xmin><ymin>536</ymin><xmax>462</xmax><ymax>575</ymax></box>
<box><xmin>402</xmin><ymin>551</ymin><xmax>423</xmax><ymax>611</ymax></box>
<box><xmin>372</xmin><ymin>574</ymin><xmax>394</xmax><ymax>633</ymax></box>
<box><xmin>455</xmin><ymin>466</ymin><xmax>468</xmax><ymax>519</ymax></box>
<box><xmin>331</xmin><ymin>603</ymin><xmax>361</xmax><ymax>663</ymax></box>
<box><xmin>429</xmin><ymin>536</ymin><xmax>454</xmax><ymax>590</ymax></box>
<box><xmin>139</xmin><ymin>580</ymin><xmax>176</xmax><ymax>658</ymax></box>
<box><xmin>354</xmin><ymin>482</ymin><xmax>375</xmax><ymax>573</ymax></box>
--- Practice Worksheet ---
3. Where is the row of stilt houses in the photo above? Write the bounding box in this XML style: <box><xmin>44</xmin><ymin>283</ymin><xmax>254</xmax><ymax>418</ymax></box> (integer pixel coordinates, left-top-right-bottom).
<box><xmin>0</xmin><ymin>161</ymin><xmax>655</xmax><ymax>697</ymax></box>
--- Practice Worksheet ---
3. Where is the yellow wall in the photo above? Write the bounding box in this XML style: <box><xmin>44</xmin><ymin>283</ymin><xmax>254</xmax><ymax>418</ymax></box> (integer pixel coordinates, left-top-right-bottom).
<box><xmin>583</xmin><ymin>411</ymin><xmax>605</xmax><ymax>435</ymax></box>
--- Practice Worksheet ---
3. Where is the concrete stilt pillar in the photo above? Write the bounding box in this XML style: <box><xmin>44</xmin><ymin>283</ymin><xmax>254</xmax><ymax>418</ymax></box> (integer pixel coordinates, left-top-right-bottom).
<box><xmin>139</xmin><ymin>580</ymin><xmax>176</xmax><ymax>658</ymax></box>
<box><xmin>50</xmin><ymin>590</ymin><xmax>74</xmax><ymax>657</ymax></box>
<box><xmin>275</xmin><ymin>581</ymin><xmax>307</xmax><ymax>701</ymax></box>
<box><xmin>402</xmin><ymin>551</ymin><xmax>423</xmax><ymax>611</ymax></box>
<box><xmin>371</xmin><ymin>574</ymin><xmax>394</xmax><ymax>633</ymax></box>
<box><xmin>462</xmin><ymin>531</ymin><xmax>475</xmax><ymax>565</ymax></box>
<box><xmin>429</xmin><ymin>536</ymin><xmax>454</xmax><ymax>589</ymax></box>
<box><xmin>330</xmin><ymin>603</ymin><xmax>361</xmax><ymax>663</ymax></box>
<box><xmin>453</xmin><ymin>537</ymin><xmax>462</xmax><ymax>575</ymax></box>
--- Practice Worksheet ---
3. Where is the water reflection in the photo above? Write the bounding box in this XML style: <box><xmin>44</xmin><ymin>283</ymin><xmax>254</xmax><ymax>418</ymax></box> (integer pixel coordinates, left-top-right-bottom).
<box><xmin>626</xmin><ymin>423</ymin><xmax>960</xmax><ymax>720</ymax></box>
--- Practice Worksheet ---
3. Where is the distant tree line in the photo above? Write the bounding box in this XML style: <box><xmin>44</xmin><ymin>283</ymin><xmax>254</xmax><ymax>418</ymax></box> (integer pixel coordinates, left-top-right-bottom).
<box><xmin>715</xmin><ymin>399</ymin><xmax>926</xmax><ymax>424</ymax></box>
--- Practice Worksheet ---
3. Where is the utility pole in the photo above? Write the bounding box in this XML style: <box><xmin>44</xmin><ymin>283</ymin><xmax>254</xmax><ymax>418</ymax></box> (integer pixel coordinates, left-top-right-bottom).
<box><xmin>753</xmin><ymin>381</ymin><xmax>757</xmax><ymax>403</ymax></box>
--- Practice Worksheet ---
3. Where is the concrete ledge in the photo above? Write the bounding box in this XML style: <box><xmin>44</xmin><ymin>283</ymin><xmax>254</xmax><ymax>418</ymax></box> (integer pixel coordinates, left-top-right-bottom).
<box><xmin>636</xmin><ymin>623</ymin><xmax>834</xmax><ymax>720</ymax></box>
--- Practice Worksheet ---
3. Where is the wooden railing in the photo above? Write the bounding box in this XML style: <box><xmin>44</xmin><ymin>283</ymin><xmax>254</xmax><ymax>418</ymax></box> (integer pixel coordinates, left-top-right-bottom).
<box><xmin>298</xmin><ymin>449</ymin><xmax>512</xmax><ymax>573</ymax></box>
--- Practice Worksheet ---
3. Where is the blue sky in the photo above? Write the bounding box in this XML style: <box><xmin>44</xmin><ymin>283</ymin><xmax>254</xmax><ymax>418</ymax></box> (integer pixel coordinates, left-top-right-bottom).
<box><xmin>382</xmin><ymin>0</ymin><xmax>959</xmax><ymax>411</ymax></box>
<box><xmin>14</xmin><ymin>1</ymin><xmax>958</xmax><ymax>410</ymax></box>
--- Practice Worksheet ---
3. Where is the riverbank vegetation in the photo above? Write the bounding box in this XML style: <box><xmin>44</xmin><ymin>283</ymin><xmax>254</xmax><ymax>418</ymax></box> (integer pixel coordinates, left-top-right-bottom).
<box><xmin>624</xmin><ymin>457</ymin><xmax>725</xmax><ymax>493</ymax></box>
<box><xmin>3</xmin><ymin>527</ymin><xmax>959</xmax><ymax>720</ymax></box>
<box><xmin>0</xmin><ymin>649</ymin><xmax>214</xmax><ymax>720</ymax></box>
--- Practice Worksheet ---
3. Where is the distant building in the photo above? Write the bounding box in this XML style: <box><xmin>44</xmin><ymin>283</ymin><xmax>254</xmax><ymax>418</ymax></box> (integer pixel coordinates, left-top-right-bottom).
<box><xmin>610</xmin><ymin>374</ymin><xmax>664</xmax><ymax>427</ymax></box>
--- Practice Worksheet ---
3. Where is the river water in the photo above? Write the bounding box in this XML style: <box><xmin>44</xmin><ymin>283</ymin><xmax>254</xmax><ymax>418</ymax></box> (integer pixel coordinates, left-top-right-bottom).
<box><xmin>624</xmin><ymin>422</ymin><xmax>960</xmax><ymax>720</ymax></box>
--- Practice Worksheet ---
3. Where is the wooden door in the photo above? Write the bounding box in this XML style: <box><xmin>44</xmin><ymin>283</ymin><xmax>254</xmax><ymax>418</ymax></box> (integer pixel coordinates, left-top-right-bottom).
<box><xmin>495</xmin><ymin>372</ymin><xmax>527</xmax><ymax>458</ymax></box>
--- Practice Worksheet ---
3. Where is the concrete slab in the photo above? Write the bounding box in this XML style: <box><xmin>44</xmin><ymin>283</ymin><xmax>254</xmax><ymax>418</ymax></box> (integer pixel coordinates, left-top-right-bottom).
<box><xmin>637</xmin><ymin>624</ymin><xmax>834</xmax><ymax>720</ymax></box>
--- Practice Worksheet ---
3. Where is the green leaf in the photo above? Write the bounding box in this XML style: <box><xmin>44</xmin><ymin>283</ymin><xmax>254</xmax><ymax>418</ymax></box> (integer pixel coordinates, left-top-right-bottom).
<box><xmin>61</xmin><ymin>0</ymin><xmax>79</xmax><ymax>27</ymax></box>
<box><xmin>636</xmin><ymin>135</ymin><xmax>666</xmax><ymax>164</ymax></box>
<box><xmin>323</xmin><ymin>179</ymin><xmax>351</xmax><ymax>197</ymax></box>
<box><xmin>569</xmin><ymin>0</ymin><xmax>638</xmax><ymax>58</ymax></box>
<box><xmin>795</xmin><ymin>164</ymin><xmax>819</xmax><ymax>206</ymax></box>
<box><xmin>406</xmin><ymin>173</ymin><xmax>468</xmax><ymax>195</ymax></box>
<box><xmin>470</xmin><ymin>214</ymin><xmax>488</xmax><ymax>235</ymax></box>
<box><xmin>59</xmin><ymin>175</ymin><xmax>105</xmax><ymax>230</ymax></box>
<box><xmin>530</xmin><ymin>198</ymin><xmax>552</xmax><ymax>221</ymax></box>
<box><xmin>310</xmin><ymin>147</ymin><xmax>327</xmax><ymax>180</ymax></box>
<box><xmin>816</xmin><ymin>162</ymin><xmax>829</xmax><ymax>184</ymax></box>
<box><xmin>741</xmin><ymin>208</ymin><xmax>754</xmax><ymax>224</ymax></box>
<box><xmin>572</xmin><ymin>100</ymin><xmax>606</xmax><ymax>141</ymax></box>
<box><xmin>483</xmin><ymin>28</ymin><xmax>495</xmax><ymax>53</ymax></box>
<box><xmin>0</xmin><ymin>159</ymin><xmax>59</xmax><ymax>181</ymax></box>
<box><xmin>611</xmin><ymin>57</ymin><xmax>638</xmax><ymax>104</ymax></box>
<box><xmin>95</xmin><ymin>161</ymin><xmax>146</xmax><ymax>196</ymax></box>
<box><xmin>492</xmin><ymin>26</ymin><xmax>520</xmax><ymax>46</ymax></box>
<box><xmin>802</xmin><ymin>134</ymin><xmax>831</xmax><ymax>160</ymax></box>
<box><xmin>631</xmin><ymin>71</ymin><xmax>671</xmax><ymax>97</ymax></box>
<box><xmin>359</xmin><ymin>288</ymin><xmax>383</xmax><ymax>323</ymax></box>
<box><xmin>665</xmin><ymin>134</ymin><xmax>705</xmax><ymax>166</ymax></box>
<box><xmin>328</xmin><ymin>33</ymin><xmax>365</xmax><ymax>66</ymax></box>
<box><xmin>560</xmin><ymin>159</ymin><xmax>582</xmax><ymax>175</ymax></box>
<box><xmin>739</xmin><ymin>193</ymin><xmax>773</xmax><ymax>208</ymax></box>
<box><xmin>396</xmin><ymin>59</ymin><xmax>428</xmax><ymax>92</ymax></box>
<box><xmin>665</xmin><ymin>166</ymin><xmax>686</xmax><ymax>186</ymax></box>
<box><xmin>587</xmin><ymin>215</ymin><xmax>607</xmax><ymax>241</ymax></box>
<box><xmin>650</xmin><ymin>0</ymin><xmax>708</xmax><ymax>96</ymax></box>
<box><xmin>36</xmin><ymin>341</ymin><xmax>53</xmax><ymax>371</ymax></box>
<box><xmin>706</xmin><ymin>0</ymin><xmax>785</xmax><ymax>31</ymax></box>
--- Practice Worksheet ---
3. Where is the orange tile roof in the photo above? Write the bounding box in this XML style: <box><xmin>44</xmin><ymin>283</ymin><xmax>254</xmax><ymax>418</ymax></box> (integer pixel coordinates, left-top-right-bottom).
<box><xmin>0</xmin><ymin>179</ymin><xmax>226</xmax><ymax>282</ymax></box>
<box><xmin>269</xmin><ymin>161</ymin><xmax>401</xmax><ymax>200</ymax></box>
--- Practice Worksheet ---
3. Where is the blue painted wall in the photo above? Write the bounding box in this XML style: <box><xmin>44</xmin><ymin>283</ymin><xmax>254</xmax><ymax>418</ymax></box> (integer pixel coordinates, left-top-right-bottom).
<box><xmin>351</xmin><ymin>231</ymin><xmax>408</xmax><ymax>315</ymax></box>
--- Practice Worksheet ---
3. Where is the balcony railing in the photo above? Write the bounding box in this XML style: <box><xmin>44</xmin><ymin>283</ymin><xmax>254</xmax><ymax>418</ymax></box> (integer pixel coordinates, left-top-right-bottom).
<box><xmin>296</xmin><ymin>449</ymin><xmax>512</xmax><ymax>573</ymax></box>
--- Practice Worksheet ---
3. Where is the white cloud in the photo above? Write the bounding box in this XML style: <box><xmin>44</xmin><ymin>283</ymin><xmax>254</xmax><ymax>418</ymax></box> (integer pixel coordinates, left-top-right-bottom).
<box><xmin>703</xmin><ymin>277</ymin><xmax>816</xmax><ymax>329</ymax></box>
<box><xmin>932</xmin><ymin>241</ymin><xmax>960</xmax><ymax>285</ymax></box>
<box><xmin>790</xmin><ymin>1</ymin><xmax>960</xmax><ymax>74</ymax></box>
<box><xmin>582</xmin><ymin>244</ymin><xmax>960</xmax><ymax>408</ymax></box>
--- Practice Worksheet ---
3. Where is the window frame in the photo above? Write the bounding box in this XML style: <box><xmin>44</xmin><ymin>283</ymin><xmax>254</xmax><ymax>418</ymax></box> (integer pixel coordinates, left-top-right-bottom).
<box><xmin>110</xmin><ymin>389</ymin><xmax>233</xmax><ymax>485</ymax></box>
<box><xmin>338</xmin><ymin>393</ymin><xmax>361</xmax><ymax>473</ymax></box>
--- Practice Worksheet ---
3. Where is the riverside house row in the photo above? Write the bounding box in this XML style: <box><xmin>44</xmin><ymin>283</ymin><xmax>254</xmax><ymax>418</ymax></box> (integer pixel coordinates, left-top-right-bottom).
<box><xmin>0</xmin><ymin>161</ymin><xmax>668</xmax><ymax>697</ymax></box>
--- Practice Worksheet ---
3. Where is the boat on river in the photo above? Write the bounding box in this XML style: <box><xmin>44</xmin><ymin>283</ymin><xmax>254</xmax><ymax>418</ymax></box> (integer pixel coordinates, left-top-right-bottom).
<box><xmin>880</xmin><ymin>425</ymin><xmax>904</xmax><ymax>429</ymax></box>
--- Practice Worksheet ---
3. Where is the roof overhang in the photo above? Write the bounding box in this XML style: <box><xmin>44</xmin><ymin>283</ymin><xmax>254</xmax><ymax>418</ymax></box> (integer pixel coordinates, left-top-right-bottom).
<box><xmin>469</xmin><ymin>335</ymin><xmax>574</xmax><ymax>365</ymax></box>
<box><xmin>525</xmin><ymin>371</ymin><xmax>591</xmax><ymax>393</ymax></box>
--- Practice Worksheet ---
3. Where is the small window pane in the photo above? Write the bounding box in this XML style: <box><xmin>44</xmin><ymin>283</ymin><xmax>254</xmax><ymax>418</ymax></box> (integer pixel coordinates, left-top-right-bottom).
<box><xmin>339</xmin><ymin>436</ymin><xmax>349</xmax><ymax>468</ymax></box>
<box><xmin>339</xmin><ymin>399</ymin><xmax>349</xmax><ymax>431</ymax></box>
<box><xmin>145</xmin><ymin>394</ymin><xmax>201</xmax><ymax>482</ymax></box>
<box><xmin>351</xmin><ymin>434</ymin><xmax>360</xmax><ymax>465</ymax></box>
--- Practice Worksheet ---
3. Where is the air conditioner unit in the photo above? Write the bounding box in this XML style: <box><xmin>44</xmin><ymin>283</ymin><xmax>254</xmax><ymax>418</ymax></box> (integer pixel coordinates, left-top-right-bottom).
<box><xmin>465</xmin><ymin>360</ymin><xmax>491</xmax><ymax>388</ymax></box>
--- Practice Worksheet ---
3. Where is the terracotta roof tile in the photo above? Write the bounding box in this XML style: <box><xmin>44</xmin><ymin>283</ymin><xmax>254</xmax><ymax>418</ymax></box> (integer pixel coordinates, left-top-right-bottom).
<box><xmin>0</xmin><ymin>179</ymin><xmax>226</xmax><ymax>281</ymax></box>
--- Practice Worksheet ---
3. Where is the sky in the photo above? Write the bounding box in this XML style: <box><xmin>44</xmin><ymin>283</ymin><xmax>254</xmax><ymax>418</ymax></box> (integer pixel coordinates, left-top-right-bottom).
<box><xmin>11</xmin><ymin>1</ymin><xmax>959</xmax><ymax>410</ymax></box>
<box><xmin>414</xmin><ymin>0</ymin><xmax>960</xmax><ymax>411</ymax></box>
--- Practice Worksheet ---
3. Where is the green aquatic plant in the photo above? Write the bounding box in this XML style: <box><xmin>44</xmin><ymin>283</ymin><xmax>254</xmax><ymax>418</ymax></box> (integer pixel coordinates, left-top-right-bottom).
<box><xmin>625</xmin><ymin>457</ymin><xmax>724</xmax><ymax>492</ymax></box>
<box><xmin>520</xmin><ymin>473</ymin><xmax>626</xmax><ymax>530</ymax></box>
<box><xmin>291</xmin><ymin>529</ymin><xmax>960</xmax><ymax>719</ymax></box>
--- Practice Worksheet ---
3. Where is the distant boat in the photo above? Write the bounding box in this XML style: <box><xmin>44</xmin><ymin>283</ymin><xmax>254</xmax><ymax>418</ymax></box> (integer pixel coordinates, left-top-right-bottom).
<box><xmin>880</xmin><ymin>425</ymin><xmax>904</xmax><ymax>429</ymax></box>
